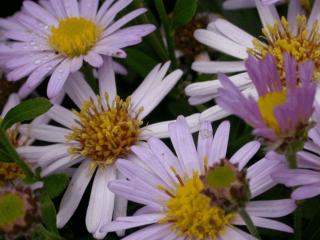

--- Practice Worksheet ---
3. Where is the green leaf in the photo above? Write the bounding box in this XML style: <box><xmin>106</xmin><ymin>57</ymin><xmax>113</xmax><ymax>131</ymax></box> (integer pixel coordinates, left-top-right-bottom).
<box><xmin>172</xmin><ymin>0</ymin><xmax>198</xmax><ymax>27</ymax></box>
<box><xmin>1</xmin><ymin>98</ymin><xmax>52</xmax><ymax>130</ymax></box>
<box><xmin>32</xmin><ymin>224</ymin><xmax>61</xmax><ymax>240</ymax></box>
<box><xmin>43</xmin><ymin>174</ymin><xmax>69</xmax><ymax>199</ymax></box>
<box><xmin>40</xmin><ymin>193</ymin><xmax>59</xmax><ymax>235</ymax></box>
<box><xmin>125</xmin><ymin>49</ymin><xmax>157</xmax><ymax>77</ymax></box>
<box><xmin>0</xmin><ymin>149</ymin><xmax>13</xmax><ymax>163</ymax></box>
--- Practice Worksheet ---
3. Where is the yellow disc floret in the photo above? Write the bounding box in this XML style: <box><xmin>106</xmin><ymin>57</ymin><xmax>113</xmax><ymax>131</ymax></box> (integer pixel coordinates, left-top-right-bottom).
<box><xmin>160</xmin><ymin>174</ymin><xmax>234</xmax><ymax>240</ymax></box>
<box><xmin>66</xmin><ymin>94</ymin><xmax>143</xmax><ymax>168</ymax></box>
<box><xmin>258</xmin><ymin>90</ymin><xmax>287</xmax><ymax>133</ymax></box>
<box><xmin>0</xmin><ymin>163</ymin><xmax>24</xmax><ymax>187</ymax></box>
<box><xmin>48</xmin><ymin>17</ymin><xmax>102</xmax><ymax>57</ymax></box>
<box><xmin>248</xmin><ymin>16</ymin><xmax>320</xmax><ymax>81</ymax></box>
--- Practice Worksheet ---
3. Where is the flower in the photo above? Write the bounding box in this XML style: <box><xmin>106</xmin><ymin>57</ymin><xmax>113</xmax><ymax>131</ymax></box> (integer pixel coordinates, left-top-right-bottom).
<box><xmin>100</xmin><ymin>116</ymin><xmax>296</xmax><ymax>239</ymax></box>
<box><xmin>217</xmin><ymin>54</ymin><xmax>315</xmax><ymax>153</ymax></box>
<box><xmin>17</xmin><ymin>60</ymin><xmax>203</xmax><ymax>239</ymax></box>
<box><xmin>0</xmin><ymin>183</ymin><xmax>42</xmax><ymax>239</ymax></box>
<box><xmin>223</xmin><ymin>0</ymin><xmax>285</xmax><ymax>10</ymax></box>
<box><xmin>185</xmin><ymin>0</ymin><xmax>320</xmax><ymax>122</ymax></box>
<box><xmin>0</xmin><ymin>0</ymin><xmax>155</xmax><ymax>98</ymax></box>
<box><xmin>272</xmin><ymin>104</ymin><xmax>320</xmax><ymax>200</ymax></box>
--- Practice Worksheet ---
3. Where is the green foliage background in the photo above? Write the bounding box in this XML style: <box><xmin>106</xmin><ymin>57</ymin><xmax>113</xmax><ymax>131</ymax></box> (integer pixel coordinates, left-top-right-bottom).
<box><xmin>1</xmin><ymin>0</ymin><xmax>319</xmax><ymax>239</ymax></box>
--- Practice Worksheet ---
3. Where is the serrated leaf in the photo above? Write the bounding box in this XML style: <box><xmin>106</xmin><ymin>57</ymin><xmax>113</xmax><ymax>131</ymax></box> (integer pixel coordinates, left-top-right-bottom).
<box><xmin>43</xmin><ymin>174</ymin><xmax>69</xmax><ymax>199</ymax></box>
<box><xmin>40</xmin><ymin>193</ymin><xmax>59</xmax><ymax>235</ymax></box>
<box><xmin>172</xmin><ymin>0</ymin><xmax>198</xmax><ymax>27</ymax></box>
<box><xmin>1</xmin><ymin>98</ymin><xmax>52</xmax><ymax>130</ymax></box>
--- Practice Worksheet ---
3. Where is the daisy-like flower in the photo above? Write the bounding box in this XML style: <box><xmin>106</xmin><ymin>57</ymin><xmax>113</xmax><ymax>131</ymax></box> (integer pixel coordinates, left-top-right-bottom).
<box><xmin>100</xmin><ymin>116</ymin><xmax>296</xmax><ymax>240</ymax></box>
<box><xmin>0</xmin><ymin>0</ymin><xmax>155</xmax><ymax>98</ymax></box>
<box><xmin>17</xmin><ymin>60</ymin><xmax>203</xmax><ymax>239</ymax></box>
<box><xmin>0</xmin><ymin>183</ymin><xmax>42</xmax><ymax>239</ymax></box>
<box><xmin>0</xmin><ymin>91</ymin><xmax>65</xmax><ymax>185</ymax></box>
<box><xmin>272</xmin><ymin>105</ymin><xmax>320</xmax><ymax>200</ymax></box>
<box><xmin>217</xmin><ymin>54</ymin><xmax>315</xmax><ymax>156</ymax></box>
<box><xmin>185</xmin><ymin>0</ymin><xmax>320</xmax><ymax>122</ymax></box>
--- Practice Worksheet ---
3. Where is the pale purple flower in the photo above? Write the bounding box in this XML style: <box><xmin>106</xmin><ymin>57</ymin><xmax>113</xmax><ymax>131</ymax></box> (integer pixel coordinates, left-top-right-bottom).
<box><xmin>186</xmin><ymin>0</ymin><xmax>320</xmax><ymax>123</ymax></box>
<box><xmin>17</xmin><ymin>60</ymin><xmax>204</xmax><ymax>239</ymax></box>
<box><xmin>100</xmin><ymin>116</ymin><xmax>296</xmax><ymax>239</ymax></box>
<box><xmin>272</xmin><ymin>105</ymin><xmax>320</xmax><ymax>200</ymax></box>
<box><xmin>217</xmin><ymin>54</ymin><xmax>315</xmax><ymax>149</ymax></box>
<box><xmin>0</xmin><ymin>0</ymin><xmax>155</xmax><ymax>98</ymax></box>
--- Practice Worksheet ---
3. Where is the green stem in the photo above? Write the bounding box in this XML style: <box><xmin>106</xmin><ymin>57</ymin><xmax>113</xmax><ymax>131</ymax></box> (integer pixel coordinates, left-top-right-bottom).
<box><xmin>154</xmin><ymin>0</ymin><xmax>178</xmax><ymax>68</ymax></box>
<box><xmin>0</xmin><ymin>127</ymin><xmax>35</xmax><ymax>182</ymax></box>
<box><xmin>294</xmin><ymin>206</ymin><xmax>302</xmax><ymax>240</ymax></box>
<box><xmin>286</xmin><ymin>150</ymin><xmax>297</xmax><ymax>169</ymax></box>
<box><xmin>239</xmin><ymin>208</ymin><xmax>261</xmax><ymax>240</ymax></box>
<box><xmin>285</xmin><ymin>149</ymin><xmax>301</xmax><ymax>240</ymax></box>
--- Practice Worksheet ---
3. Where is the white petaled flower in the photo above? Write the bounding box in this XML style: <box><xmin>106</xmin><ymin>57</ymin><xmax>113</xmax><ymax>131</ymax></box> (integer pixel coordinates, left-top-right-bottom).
<box><xmin>186</xmin><ymin>0</ymin><xmax>320</xmax><ymax>122</ymax></box>
<box><xmin>17</xmin><ymin>60</ymin><xmax>203</xmax><ymax>239</ymax></box>
<box><xmin>100</xmin><ymin>116</ymin><xmax>296</xmax><ymax>240</ymax></box>
<box><xmin>0</xmin><ymin>0</ymin><xmax>155</xmax><ymax>98</ymax></box>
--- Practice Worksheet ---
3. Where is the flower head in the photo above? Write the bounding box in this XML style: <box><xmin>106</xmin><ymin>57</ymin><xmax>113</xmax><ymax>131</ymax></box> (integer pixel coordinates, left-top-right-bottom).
<box><xmin>272</xmin><ymin>104</ymin><xmax>320</xmax><ymax>200</ymax></box>
<box><xmin>0</xmin><ymin>184</ymin><xmax>41</xmax><ymax>239</ymax></box>
<box><xmin>217</xmin><ymin>54</ymin><xmax>316</xmax><ymax>152</ymax></box>
<box><xmin>0</xmin><ymin>0</ymin><xmax>155</xmax><ymax>98</ymax></box>
<box><xmin>101</xmin><ymin>117</ymin><xmax>295</xmax><ymax>239</ymax></box>
<box><xmin>186</xmin><ymin>0</ymin><xmax>320</xmax><ymax>123</ymax></box>
<box><xmin>17</xmin><ymin>60</ymin><xmax>189</xmax><ymax>239</ymax></box>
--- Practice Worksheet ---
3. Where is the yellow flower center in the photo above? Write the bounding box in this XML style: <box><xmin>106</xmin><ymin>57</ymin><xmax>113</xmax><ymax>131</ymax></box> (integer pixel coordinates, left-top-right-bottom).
<box><xmin>160</xmin><ymin>174</ymin><xmax>234</xmax><ymax>240</ymax></box>
<box><xmin>48</xmin><ymin>17</ymin><xmax>102</xmax><ymax>57</ymax></box>
<box><xmin>249</xmin><ymin>16</ymin><xmax>320</xmax><ymax>81</ymax></box>
<box><xmin>257</xmin><ymin>90</ymin><xmax>287</xmax><ymax>133</ymax></box>
<box><xmin>66</xmin><ymin>94</ymin><xmax>143</xmax><ymax>168</ymax></box>
<box><xmin>0</xmin><ymin>163</ymin><xmax>24</xmax><ymax>187</ymax></box>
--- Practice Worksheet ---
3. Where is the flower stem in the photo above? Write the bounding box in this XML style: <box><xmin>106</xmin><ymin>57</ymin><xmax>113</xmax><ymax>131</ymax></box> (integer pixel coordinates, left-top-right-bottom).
<box><xmin>239</xmin><ymin>208</ymin><xmax>261</xmax><ymax>239</ymax></box>
<box><xmin>154</xmin><ymin>0</ymin><xmax>178</xmax><ymax>69</ymax></box>
<box><xmin>0</xmin><ymin>127</ymin><xmax>35</xmax><ymax>182</ymax></box>
<box><xmin>286</xmin><ymin>150</ymin><xmax>297</xmax><ymax>169</ymax></box>
<box><xmin>294</xmin><ymin>206</ymin><xmax>302</xmax><ymax>240</ymax></box>
<box><xmin>285</xmin><ymin>149</ymin><xmax>301</xmax><ymax>240</ymax></box>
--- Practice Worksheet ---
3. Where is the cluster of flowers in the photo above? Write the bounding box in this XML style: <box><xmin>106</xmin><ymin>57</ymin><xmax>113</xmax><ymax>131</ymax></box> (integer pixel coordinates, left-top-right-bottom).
<box><xmin>0</xmin><ymin>0</ymin><xmax>320</xmax><ymax>239</ymax></box>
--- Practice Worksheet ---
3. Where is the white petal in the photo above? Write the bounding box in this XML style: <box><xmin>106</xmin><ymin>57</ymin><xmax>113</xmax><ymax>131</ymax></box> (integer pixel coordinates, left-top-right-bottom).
<box><xmin>192</xmin><ymin>60</ymin><xmax>246</xmax><ymax>74</ymax></box>
<box><xmin>98</xmin><ymin>56</ymin><xmax>116</xmax><ymax>102</ymax></box>
<box><xmin>57</xmin><ymin>160</ymin><xmax>92</xmax><ymax>228</ymax></box>
<box><xmin>86</xmin><ymin>166</ymin><xmax>116</xmax><ymax>234</ymax></box>
<box><xmin>208</xmin><ymin>121</ymin><xmax>230</xmax><ymax>166</ymax></box>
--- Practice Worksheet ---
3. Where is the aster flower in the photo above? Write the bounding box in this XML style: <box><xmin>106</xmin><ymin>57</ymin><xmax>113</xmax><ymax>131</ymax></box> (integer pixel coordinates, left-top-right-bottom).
<box><xmin>17</xmin><ymin>60</ymin><xmax>203</xmax><ymax>239</ymax></box>
<box><xmin>0</xmin><ymin>0</ymin><xmax>155</xmax><ymax>98</ymax></box>
<box><xmin>217</xmin><ymin>54</ymin><xmax>315</xmax><ymax>159</ymax></box>
<box><xmin>272</xmin><ymin>104</ymin><xmax>320</xmax><ymax>200</ymax></box>
<box><xmin>0</xmin><ymin>183</ymin><xmax>42</xmax><ymax>239</ymax></box>
<box><xmin>185</xmin><ymin>0</ymin><xmax>320</xmax><ymax>122</ymax></box>
<box><xmin>100</xmin><ymin>116</ymin><xmax>296</xmax><ymax>239</ymax></box>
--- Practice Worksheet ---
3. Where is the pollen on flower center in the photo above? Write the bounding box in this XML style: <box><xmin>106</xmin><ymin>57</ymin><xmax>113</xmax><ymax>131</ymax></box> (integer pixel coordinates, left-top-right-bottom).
<box><xmin>248</xmin><ymin>16</ymin><xmax>320</xmax><ymax>81</ymax></box>
<box><xmin>0</xmin><ymin>163</ymin><xmax>24</xmax><ymax>187</ymax></box>
<box><xmin>66</xmin><ymin>94</ymin><xmax>143</xmax><ymax>167</ymax></box>
<box><xmin>257</xmin><ymin>90</ymin><xmax>287</xmax><ymax>133</ymax></box>
<box><xmin>48</xmin><ymin>17</ymin><xmax>102</xmax><ymax>57</ymax></box>
<box><xmin>160</xmin><ymin>173</ymin><xmax>234</xmax><ymax>240</ymax></box>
